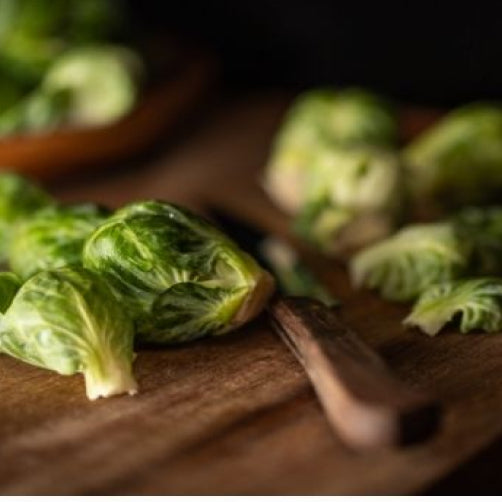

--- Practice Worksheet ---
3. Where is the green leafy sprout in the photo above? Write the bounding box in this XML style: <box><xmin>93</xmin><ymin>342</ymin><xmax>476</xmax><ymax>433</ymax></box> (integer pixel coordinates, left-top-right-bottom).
<box><xmin>0</xmin><ymin>44</ymin><xmax>144</xmax><ymax>136</ymax></box>
<box><xmin>0</xmin><ymin>0</ymin><xmax>124</xmax><ymax>86</ymax></box>
<box><xmin>292</xmin><ymin>144</ymin><xmax>403</xmax><ymax>253</ymax></box>
<box><xmin>83</xmin><ymin>201</ymin><xmax>275</xmax><ymax>344</ymax></box>
<box><xmin>350</xmin><ymin>222</ymin><xmax>471</xmax><ymax>302</ymax></box>
<box><xmin>8</xmin><ymin>202</ymin><xmax>110</xmax><ymax>280</ymax></box>
<box><xmin>405</xmin><ymin>278</ymin><xmax>502</xmax><ymax>336</ymax></box>
<box><xmin>263</xmin><ymin>87</ymin><xmax>402</xmax><ymax>254</ymax></box>
<box><xmin>403</xmin><ymin>103</ymin><xmax>502</xmax><ymax>208</ymax></box>
<box><xmin>0</xmin><ymin>266</ymin><xmax>137</xmax><ymax>399</ymax></box>
<box><xmin>0</xmin><ymin>171</ymin><xmax>54</xmax><ymax>261</ymax></box>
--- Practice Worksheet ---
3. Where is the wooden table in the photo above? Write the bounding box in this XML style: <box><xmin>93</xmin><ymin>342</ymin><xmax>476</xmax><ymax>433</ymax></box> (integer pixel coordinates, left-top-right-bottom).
<box><xmin>1</xmin><ymin>94</ymin><xmax>501</xmax><ymax>495</ymax></box>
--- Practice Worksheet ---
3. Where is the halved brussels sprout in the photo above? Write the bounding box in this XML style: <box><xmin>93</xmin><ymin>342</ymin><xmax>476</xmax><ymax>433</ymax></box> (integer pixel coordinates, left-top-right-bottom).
<box><xmin>0</xmin><ymin>171</ymin><xmax>54</xmax><ymax>261</ymax></box>
<box><xmin>350</xmin><ymin>222</ymin><xmax>471</xmax><ymax>302</ymax></box>
<box><xmin>0</xmin><ymin>267</ymin><xmax>137</xmax><ymax>400</ymax></box>
<box><xmin>404</xmin><ymin>103</ymin><xmax>502</xmax><ymax>208</ymax></box>
<box><xmin>8</xmin><ymin>203</ymin><xmax>110</xmax><ymax>280</ymax></box>
<box><xmin>83</xmin><ymin>201</ymin><xmax>275</xmax><ymax>344</ymax></box>
<box><xmin>405</xmin><ymin>278</ymin><xmax>502</xmax><ymax>336</ymax></box>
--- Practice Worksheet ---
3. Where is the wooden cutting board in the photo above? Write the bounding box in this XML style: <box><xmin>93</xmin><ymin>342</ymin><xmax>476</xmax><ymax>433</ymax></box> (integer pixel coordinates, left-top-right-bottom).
<box><xmin>0</xmin><ymin>94</ymin><xmax>499</xmax><ymax>495</ymax></box>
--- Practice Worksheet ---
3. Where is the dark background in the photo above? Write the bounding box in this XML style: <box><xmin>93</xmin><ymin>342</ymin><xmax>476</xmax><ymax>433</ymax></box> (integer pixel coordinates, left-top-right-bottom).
<box><xmin>130</xmin><ymin>1</ymin><xmax>502</xmax><ymax>106</ymax></box>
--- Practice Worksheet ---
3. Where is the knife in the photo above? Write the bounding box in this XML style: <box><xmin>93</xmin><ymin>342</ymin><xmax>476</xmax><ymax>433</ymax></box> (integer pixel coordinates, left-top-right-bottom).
<box><xmin>210</xmin><ymin>208</ymin><xmax>441</xmax><ymax>450</ymax></box>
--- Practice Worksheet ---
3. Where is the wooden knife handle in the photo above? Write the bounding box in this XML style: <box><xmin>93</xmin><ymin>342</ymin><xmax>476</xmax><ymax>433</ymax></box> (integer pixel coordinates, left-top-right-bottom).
<box><xmin>268</xmin><ymin>297</ymin><xmax>441</xmax><ymax>450</ymax></box>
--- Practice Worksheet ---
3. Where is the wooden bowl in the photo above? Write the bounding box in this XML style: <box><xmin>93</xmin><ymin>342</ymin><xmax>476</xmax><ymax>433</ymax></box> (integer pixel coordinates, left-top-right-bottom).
<box><xmin>0</xmin><ymin>52</ymin><xmax>217</xmax><ymax>180</ymax></box>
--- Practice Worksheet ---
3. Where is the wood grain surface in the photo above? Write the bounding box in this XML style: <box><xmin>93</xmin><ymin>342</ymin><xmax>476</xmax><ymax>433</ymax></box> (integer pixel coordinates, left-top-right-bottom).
<box><xmin>0</xmin><ymin>94</ymin><xmax>500</xmax><ymax>495</ymax></box>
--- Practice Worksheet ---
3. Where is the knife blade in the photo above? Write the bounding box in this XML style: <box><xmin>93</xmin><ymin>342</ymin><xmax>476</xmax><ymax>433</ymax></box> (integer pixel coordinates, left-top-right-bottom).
<box><xmin>209</xmin><ymin>207</ymin><xmax>441</xmax><ymax>450</ymax></box>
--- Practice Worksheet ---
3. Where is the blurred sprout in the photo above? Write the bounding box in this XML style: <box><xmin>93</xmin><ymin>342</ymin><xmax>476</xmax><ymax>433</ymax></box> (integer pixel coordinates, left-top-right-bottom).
<box><xmin>0</xmin><ymin>45</ymin><xmax>143</xmax><ymax>136</ymax></box>
<box><xmin>263</xmin><ymin>88</ymin><xmax>402</xmax><ymax>254</ymax></box>
<box><xmin>0</xmin><ymin>172</ymin><xmax>54</xmax><ymax>261</ymax></box>
<box><xmin>264</xmin><ymin>87</ymin><xmax>397</xmax><ymax>215</ymax></box>
<box><xmin>350</xmin><ymin>222</ymin><xmax>471</xmax><ymax>302</ymax></box>
<box><xmin>83</xmin><ymin>201</ymin><xmax>275</xmax><ymax>344</ymax></box>
<box><xmin>453</xmin><ymin>206</ymin><xmax>502</xmax><ymax>276</ymax></box>
<box><xmin>404</xmin><ymin>103</ymin><xmax>502</xmax><ymax>208</ymax></box>
<box><xmin>405</xmin><ymin>278</ymin><xmax>502</xmax><ymax>336</ymax></box>
<box><xmin>0</xmin><ymin>0</ymin><xmax>125</xmax><ymax>86</ymax></box>
<box><xmin>292</xmin><ymin>145</ymin><xmax>403</xmax><ymax>253</ymax></box>
<box><xmin>9</xmin><ymin>203</ymin><xmax>110</xmax><ymax>280</ymax></box>
<box><xmin>0</xmin><ymin>267</ymin><xmax>137</xmax><ymax>400</ymax></box>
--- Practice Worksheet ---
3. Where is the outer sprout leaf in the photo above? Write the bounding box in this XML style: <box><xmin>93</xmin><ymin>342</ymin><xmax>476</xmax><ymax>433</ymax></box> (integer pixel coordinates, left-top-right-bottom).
<box><xmin>0</xmin><ymin>267</ymin><xmax>137</xmax><ymax>400</ymax></box>
<box><xmin>350</xmin><ymin>223</ymin><xmax>471</xmax><ymax>302</ymax></box>
<box><xmin>405</xmin><ymin>278</ymin><xmax>502</xmax><ymax>336</ymax></box>
<box><xmin>8</xmin><ymin>203</ymin><xmax>110</xmax><ymax>280</ymax></box>
<box><xmin>83</xmin><ymin>201</ymin><xmax>275</xmax><ymax>343</ymax></box>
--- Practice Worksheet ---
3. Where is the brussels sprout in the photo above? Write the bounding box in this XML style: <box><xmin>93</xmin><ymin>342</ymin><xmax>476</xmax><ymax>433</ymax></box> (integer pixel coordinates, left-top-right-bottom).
<box><xmin>405</xmin><ymin>278</ymin><xmax>502</xmax><ymax>336</ymax></box>
<box><xmin>263</xmin><ymin>87</ymin><xmax>397</xmax><ymax>215</ymax></box>
<box><xmin>83</xmin><ymin>201</ymin><xmax>275</xmax><ymax>344</ymax></box>
<box><xmin>42</xmin><ymin>45</ymin><xmax>143</xmax><ymax>127</ymax></box>
<box><xmin>8</xmin><ymin>203</ymin><xmax>110</xmax><ymax>280</ymax></box>
<box><xmin>0</xmin><ymin>272</ymin><xmax>21</xmax><ymax>313</ymax></box>
<box><xmin>292</xmin><ymin>145</ymin><xmax>403</xmax><ymax>253</ymax></box>
<box><xmin>0</xmin><ymin>44</ymin><xmax>143</xmax><ymax>136</ymax></box>
<box><xmin>453</xmin><ymin>206</ymin><xmax>502</xmax><ymax>276</ymax></box>
<box><xmin>0</xmin><ymin>172</ymin><xmax>54</xmax><ymax>261</ymax></box>
<box><xmin>350</xmin><ymin>222</ymin><xmax>471</xmax><ymax>302</ymax></box>
<box><xmin>404</xmin><ymin>103</ymin><xmax>502</xmax><ymax>207</ymax></box>
<box><xmin>0</xmin><ymin>267</ymin><xmax>137</xmax><ymax>400</ymax></box>
<box><xmin>0</xmin><ymin>0</ymin><xmax>124</xmax><ymax>86</ymax></box>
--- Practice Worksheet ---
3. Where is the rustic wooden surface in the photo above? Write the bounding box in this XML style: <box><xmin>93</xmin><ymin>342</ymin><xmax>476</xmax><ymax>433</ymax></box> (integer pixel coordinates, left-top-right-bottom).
<box><xmin>1</xmin><ymin>94</ymin><xmax>502</xmax><ymax>494</ymax></box>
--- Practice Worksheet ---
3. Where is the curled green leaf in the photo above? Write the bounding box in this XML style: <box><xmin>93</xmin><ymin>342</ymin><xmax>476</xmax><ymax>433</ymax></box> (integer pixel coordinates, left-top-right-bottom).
<box><xmin>0</xmin><ymin>266</ymin><xmax>137</xmax><ymax>400</ymax></box>
<box><xmin>350</xmin><ymin>222</ymin><xmax>471</xmax><ymax>302</ymax></box>
<box><xmin>405</xmin><ymin>278</ymin><xmax>502</xmax><ymax>336</ymax></box>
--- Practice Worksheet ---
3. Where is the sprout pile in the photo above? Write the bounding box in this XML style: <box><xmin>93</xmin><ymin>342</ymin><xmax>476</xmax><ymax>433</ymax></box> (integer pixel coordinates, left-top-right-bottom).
<box><xmin>0</xmin><ymin>173</ymin><xmax>274</xmax><ymax>399</ymax></box>
<box><xmin>0</xmin><ymin>0</ymin><xmax>145</xmax><ymax>137</ymax></box>
<box><xmin>264</xmin><ymin>87</ymin><xmax>502</xmax><ymax>336</ymax></box>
